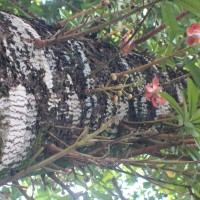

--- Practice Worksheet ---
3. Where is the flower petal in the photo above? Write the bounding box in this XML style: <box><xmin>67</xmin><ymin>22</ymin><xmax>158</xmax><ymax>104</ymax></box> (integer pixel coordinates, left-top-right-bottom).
<box><xmin>122</xmin><ymin>42</ymin><xmax>133</xmax><ymax>55</ymax></box>
<box><xmin>151</xmin><ymin>97</ymin><xmax>159</xmax><ymax>108</ymax></box>
<box><xmin>157</xmin><ymin>97</ymin><xmax>166</xmax><ymax>105</ymax></box>
<box><xmin>156</xmin><ymin>86</ymin><xmax>163</xmax><ymax>93</ymax></box>
<box><xmin>194</xmin><ymin>37</ymin><xmax>200</xmax><ymax>44</ymax></box>
<box><xmin>193</xmin><ymin>32</ymin><xmax>200</xmax><ymax>38</ymax></box>
<box><xmin>146</xmin><ymin>83</ymin><xmax>153</xmax><ymax>93</ymax></box>
<box><xmin>146</xmin><ymin>92</ymin><xmax>152</xmax><ymax>100</ymax></box>
<box><xmin>186</xmin><ymin>23</ymin><xmax>200</xmax><ymax>36</ymax></box>
<box><xmin>152</xmin><ymin>76</ymin><xmax>159</xmax><ymax>87</ymax></box>
<box><xmin>186</xmin><ymin>36</ymin><xmax>195</xmax><ymax>45</ymax></box>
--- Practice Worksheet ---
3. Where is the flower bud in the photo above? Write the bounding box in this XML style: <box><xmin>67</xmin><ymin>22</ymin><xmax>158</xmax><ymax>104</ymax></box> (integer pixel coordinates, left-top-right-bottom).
<box><xmin>129</xmin><ymin>86</ymin><xmax>133</xmax><ymax>92</ymax></box>
<box><xmin>110</xmin><ymin>73</ymin><xmax>117</xmax><ymax>81</ymax></box>
<box><xmin>111</xmin><ymin>95</ymin><xmax>119</xmax><ymax>103</ymax></box>
<box><xmin>117</xmin><ymin>91</ymin><xmax>123</xmax><ymax>97</ymax></box>
<box><xmin>127</xmin><ymin>94</ymin><xmax>132</xmax><ymax>100</ymax></box>
<box><xmin>123</xmin><ymin>74</ymin><xmax>129</xmax><ymax>79</ymax></box>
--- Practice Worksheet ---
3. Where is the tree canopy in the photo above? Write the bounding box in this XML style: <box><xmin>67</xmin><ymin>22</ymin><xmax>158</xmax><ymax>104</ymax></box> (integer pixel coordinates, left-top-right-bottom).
<box><xmin>0</xmin><ymin>0</ymin><xmax>200</xmax><ymax>199</ymax></box>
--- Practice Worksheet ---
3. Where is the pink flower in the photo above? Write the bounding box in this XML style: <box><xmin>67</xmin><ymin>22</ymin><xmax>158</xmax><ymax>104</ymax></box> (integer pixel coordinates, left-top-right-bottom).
<box><xmin>186</xmin><ymin>23</ymin><xmax>200</xmax><ymax>45</ymax></box>
<box><xmin>120</xmin><ymin>30</ymin><xmax>134</xmax><ymax>55</ymax></box>
<box><xmin>145</xmin><ymin>77</ymin><xmax>166</xmax><ymax>108</ymax></box>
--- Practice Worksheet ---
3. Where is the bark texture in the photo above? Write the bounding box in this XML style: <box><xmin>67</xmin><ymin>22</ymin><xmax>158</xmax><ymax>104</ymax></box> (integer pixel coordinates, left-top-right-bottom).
<box><xmin>0</xmin><ymin>11</ymin><xmax>184</xmax><ymax>175</ymax></box>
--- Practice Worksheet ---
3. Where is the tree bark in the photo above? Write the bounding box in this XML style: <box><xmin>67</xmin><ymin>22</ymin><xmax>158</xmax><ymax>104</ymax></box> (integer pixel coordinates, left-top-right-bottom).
<box><xmin>0</xmin><ymin>11</ymin><xmax>184</xmax><ymax>177</ymax></box>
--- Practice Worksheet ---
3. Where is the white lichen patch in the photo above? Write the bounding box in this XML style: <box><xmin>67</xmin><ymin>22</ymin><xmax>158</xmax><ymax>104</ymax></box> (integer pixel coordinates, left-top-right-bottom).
<box><xmin>1</xmin><ymin>12</ymin><xmax>60</xmax><ymax>110</ymax></box>
<box><xmin>116</xmin><ymin>100</ymin><xmax>129</xmax><ymax>125</ymax></box>
<box><xmin>72</xmin><ymin>42</ymin><xmax>101</xmax><ymax>126</ymax></box>
<box><xmin>162</xmin><ymin>71</ymin><xmax>170</xmax><ymax>81</ymax></box>
<box><xmin>0</xmin><ymin>84</ymin><xmax>37</xmax><ymax>171</ymax></box>
<box><xmin>140</xmin><ymin>96</ymin><xmax>148</xmax><ymax>117</ymax></box>
<box><xmin>120</xmin><ymin>58</ymin><xmax>130</xmax><ymax>72</ymax></box>
<box><xmin>135</xmin><ymin>72</ymin><xmax>146</xmax><ymax>91</ymax></box>
<box><xmin>84</xmin><ymin>97</ymin><xmax>93</xmax><ymax>125</ymax></box>
<box><xmin>75</xmin><ymin>42</ymin><xmax>91</xmax><ymax>76</ymax></box>
<box><xmin>120</xmin><ymin>58</ymin><xmax>135</xmax><ymax>82</ymax></box>
<box><xmin>105</xmin><ymin>98</ymin><xmax>113</xmax><ymax>119</ymax></box>
<box><xmin>105</xmin><ymin>98</ymin><xmax>129</xmax><ymax>128</ymax></box>
<box><xmin>133</xmin><ymin>97</ymin><xmax>139</xmax><ymax>115</ymax></box>
<box><xmin>65</xmin><ymin>99</ymin><xmax>81</xmax><ymax>124</ymax></box>
<box><xmin>175</xmin><ymin>83</ymin><xmax>183</xmax><ymax>103</ymax></box>
<box><xmin>65</xmin><ymin>75</ymin><xmax>81</xmax><ymax>125</ymax></box>
<box><xmin>74</xmin><ymin>41</ymin><xmax>95</xmax><ymax>88</ymax></box>
<box><xmin>156</xmin><ymin>101</ymin><xmax>170</xmax><ymax>118</ymax></box>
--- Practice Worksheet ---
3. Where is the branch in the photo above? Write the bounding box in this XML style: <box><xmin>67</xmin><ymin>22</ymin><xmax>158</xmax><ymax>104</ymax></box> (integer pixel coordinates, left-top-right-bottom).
<box><xmin>34</xmin><ymin>1</ymin><xmax>161</xmax><ymax>48</ymax></box>
<box><xmin>88</xmin><ymin>9</ymin><xmax>189</xmax><ymax>78</ymax></box>
<box><xmin>12</xmin><ymin>180</ymin><xmax>33</xmax><ymax>200</ymax></box>
<box><xmin>0</xmin><ymin>119</ymin><xmax>113</xmax><ymax>186</ymax></box>
<box><xmin>128</xmin><ymin>139</ymin><xmax>195</xmax><ymax>157</ymax></box>
<box><xmin>8</xmin><ymin>0</ymin><xmax>39</xmax><ymax>20</ymax></box>
<box><xmin>47</xmin><ymin>173</ymin><xmax>79</xmax><ymax>200</ymax></box>
<box><xmin>112</xmin><ymin>178</ymin><xmax>126</xmax><ymax>200</ymax></box>
<box><xmin>56</xmin><ymin>0</ymin><xmax>114</xmax><ymax>27</ymax></box>
<box><xmin>131</xmin><ymin>11</ymin><xmax>190</xmax><ymax>47</ymax></box>
<box><xmin>114</xmin><ymin>46</ymin><xmax>191</xmax><ymax>78</ymax></box>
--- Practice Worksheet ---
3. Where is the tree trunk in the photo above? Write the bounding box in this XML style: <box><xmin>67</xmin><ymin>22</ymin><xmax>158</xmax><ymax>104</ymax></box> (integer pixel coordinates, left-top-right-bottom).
<box><xmin>0</xmin><ymin>11</ymin><xmax>184</xmax><ymax>177</ymax></box>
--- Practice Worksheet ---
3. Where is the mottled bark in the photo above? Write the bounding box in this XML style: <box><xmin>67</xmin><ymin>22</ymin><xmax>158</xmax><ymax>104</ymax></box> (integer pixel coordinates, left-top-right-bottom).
<box><xmin>0</xmin><ymin>11</ymin><xmax>184</xmax><ymax>176</ymax></box>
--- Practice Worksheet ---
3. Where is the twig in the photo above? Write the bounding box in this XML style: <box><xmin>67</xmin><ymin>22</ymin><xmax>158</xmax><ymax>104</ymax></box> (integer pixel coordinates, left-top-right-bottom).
<box><xmin>131</xmin><ymin>11</ymin><xmax>189</xmax><ymax>48</ymax></box>
<box><xmin>56</xmin><ymin>0</ymin><xmax>114</xmax><ymax>27</ymax></box>
<box><xmin>114</xmin><ymin>46</ymin><xmax>191</xmax><ymax>78</ymax></box>
<box><xmin>123</xmin><ymin>117</ymin><xmax>172</xmax><ymax>124</ymax></box>
<box><xmin>12</xmin><ymin>180</ymin><xmax>33</xmax><ymax>200</ymax></box>
<box><xmin>75</xmin><ymin>127</ymin><xmax>90</xmax><ymax>143</ymax></box>
<box><xmin>47</xmin><ymin>173</ymin><xmax>79</xmax><ymax>200</ymax></box>
<box><xmin>47</xmin><ymin>131</ymin><xmax>68</xmax><ymax>147</ymax></box>
<box><xmin>115</xmin><ymin>165</ymin><xmax>190</xmax><ymax>188</ymax></box>
<box><xmin>61</xmin><ymin>0</ymin><xmax>80</xmax><ymax>12</ymax></box>
<box><xmin>120</xmin><ymin>4</ymin><xmax>154</xmax><ymax>56</ymax></box>
<box><xmin>28</xmin><ymin>147</ymin><xmax>44</xmax><ymax>167</ymax></box>
<box><xmin>0</xmin><ymin>119</ymin><xmax>114</xmax><ymax>186</ymax></box>
<box><xmin>128</xmin><ymin>139</ymin><xmax>195</xmax><ymax>157</ymax></box>
<box><xmin>112</xmin><ymin>178</ymin><xmax>126</xmax><ymax>200</ymax></box>
<box><xmin>41</xmin><ymin>122</ymin><xmax>84</xmax><ymax>130</ymax></box>
<box><xmin>8</xmin><ymin>0</ymin><xmax>39</xmax><ymax>20</ymax></box>
<box><xmin>34</xmin><ymin>1</ymin><xmax>161</xmax><ymax>48</ymax></box>
<box><xmin>52</xmin><ymin>8</ymin><xmax>126</xmax><ymax>39</ymax></box>
<box><xmin>40</xmin><ymin>174</ymin><xmax>48</xmax><ymax>191</ymax></box>
<box><xmin>88</xmin><ymin>9</ymin><xmax>189</xmax><ymax>78</ymax></box>
<box><xmin>89</xmin><ymin>82</ymin><xmax>133</xmax><ymax>93</ymax></box>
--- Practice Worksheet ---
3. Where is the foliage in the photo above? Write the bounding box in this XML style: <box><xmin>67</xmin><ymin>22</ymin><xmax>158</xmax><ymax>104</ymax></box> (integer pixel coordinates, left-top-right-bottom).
<box><xmin>1</xmin><ymin>0</ymin><xmax>200</xmax><ymax>199</ymax></box>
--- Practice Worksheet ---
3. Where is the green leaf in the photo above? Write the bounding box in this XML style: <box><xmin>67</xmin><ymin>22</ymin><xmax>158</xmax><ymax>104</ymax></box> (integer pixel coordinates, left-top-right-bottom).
<box><xmin>59</xmin><ymin>8</ymin><xmax>72</xmax><ymax>19</ymax></box>
<box><xmin>183</xmin><ymin>96</ymin><xmax>189</xmax><ymax>123</ymax></box>
<box><xmin>92</xmin><ymin>191</ymin><xmax>113</xmax><ymax>200</ymax></box>
<box><xmin>102</xmin><ymin>171</ymin><xmax>114</xmax><ymax>182</ymax></box>
<box><xmin>185</xmin><ymin>122</ymin><xmax>199</xmax><ymax>137</ymax></box>
<box><xmin>11</xmin><ymin>187</ymin><xmax>21</xmax><ymax>200</ymax></box>
<box><xmin>177</xmin><ymin>114</ymin><xmax>184</xmax><ymax>126</ymax></box>
<box><xmin>174</xmin><ymin>0</ymin><xmax>200</xmax><ymax>17</ymax></box>
<box><xmin>187</xmin><ymin>78</ymin><xmax>198</xmax><ymax>116</ymax></box>
<box><xmin>187</xmin><ymin>147</ymin><xmax>200</xmax><ymax>160</ymax></box>
<box><xmin>161</xmin><ymin>2</ymin><xmax>178</xmax><ymax>40</ymax></box>
<box><xmin>195</xmin><ymin>127</ymin><xmax>200</xmax><ymax>135</ymax></box>
<box><xmin>143</xmin><ymin>182</ymin><xmax>152</xmax><ymax>189</ymax></box>
<box><xmin>159</xmin><ymin>92</ymin><xmax>184</xmax><ymax>117</ymax></box>
<box><xmin>190</xmin><ymin>109</ymin><xmax>200</xmax><ymax>123</ymax></box>
<box><xmin>58</xmin><ymin>196</ymin><xmax>72</xmax><ymax>200</ymax></box>
<box><xmin>165</xmin><ymin>58</ymin><xmax>176</xmax><ymax>70</ymax></box>
<box><xmin>187</xmin><ymin>65</ymin><xmax>200</xmax><ymax>90</ymax></box>
<box><xmin>1</xmin><ymin>186</ymin><xmax>10</xmax><ymax>193</ymax></box>
<box><xmin>194</xmin><ymin>137</ymin><xmax>200</xmax><ymax>149</ymax></box>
